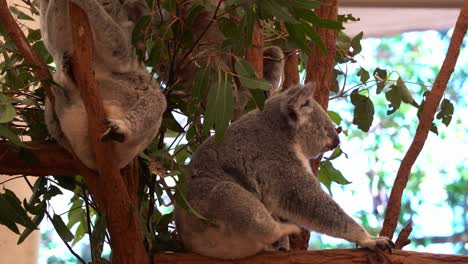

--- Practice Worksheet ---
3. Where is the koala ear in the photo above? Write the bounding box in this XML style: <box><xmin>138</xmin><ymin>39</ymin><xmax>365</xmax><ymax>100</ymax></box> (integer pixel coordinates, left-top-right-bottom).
<box><xmin>282</xmin><ymin>83</ymin><xmax>316</xmax><ymax>125</ymax></box>
<box><xmin>263</xmin><ymin>46</ymin><xmax>285</xmax><ymax>95</ymax></box>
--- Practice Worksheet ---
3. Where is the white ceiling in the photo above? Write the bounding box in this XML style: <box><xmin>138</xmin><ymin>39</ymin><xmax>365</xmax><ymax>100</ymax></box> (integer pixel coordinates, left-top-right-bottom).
<box><xmin>340</xmin><ymin>7</ymin><xmax>461</xmax><ymax>38</ymax></box>
<box><xmin>339</xmin><ymin>0</ymin><xmax>463</xmax><ymax>38</ymax></box>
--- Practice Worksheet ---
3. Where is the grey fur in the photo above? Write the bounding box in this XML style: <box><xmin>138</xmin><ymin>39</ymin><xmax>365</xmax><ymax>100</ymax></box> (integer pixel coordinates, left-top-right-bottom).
<box><xmin>175</xmin><ymin>83</ymin><xmax>392</xmax><ymax>259</ymax></box>
<box><xmin>40</xmin><ymin>0</ymin><xmax>166</xmax><ymax>169</ymax></box>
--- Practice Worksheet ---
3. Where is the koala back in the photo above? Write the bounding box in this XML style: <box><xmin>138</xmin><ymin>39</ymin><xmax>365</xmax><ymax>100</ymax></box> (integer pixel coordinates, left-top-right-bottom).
<box><xmin>189</xmin><ymin>83</ymin><xmax>339</xmax><ymax>191</ymax></box>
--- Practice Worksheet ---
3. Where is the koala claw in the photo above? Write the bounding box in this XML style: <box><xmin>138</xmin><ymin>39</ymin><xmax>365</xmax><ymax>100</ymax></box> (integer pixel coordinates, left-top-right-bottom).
<box><xmin>358</xmin><ymin>236</ymin><xmax>394</xmax><ymax>253</ymax></box>
<box><xmin>100</xmin><ymin>118</ymin><xmax>128</xmax><ymax>143</ymax></box>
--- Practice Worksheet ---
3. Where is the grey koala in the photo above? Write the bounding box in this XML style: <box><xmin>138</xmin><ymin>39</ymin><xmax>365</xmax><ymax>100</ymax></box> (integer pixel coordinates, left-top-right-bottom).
<box><xmin>40</xmin><ymin>0</ymin><xmax>166</xmax><ymax>169</ymax></box>
<box><xmin>175</xmin><ymin>83</ymin><xmax>393</xmax><ymax>259</ymax></box>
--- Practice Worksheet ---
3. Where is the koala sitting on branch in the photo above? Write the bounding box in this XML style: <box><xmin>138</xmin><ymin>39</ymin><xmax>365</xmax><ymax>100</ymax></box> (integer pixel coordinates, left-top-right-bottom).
<box><xmin>40</xmin><ymin>0</ymin><xmax>166</xmax><ymax>170</ymax></box>
<box><xmin>176</xmin><ymin>82</ymin><xmax>393</xmax><ymax>259</ymax></box>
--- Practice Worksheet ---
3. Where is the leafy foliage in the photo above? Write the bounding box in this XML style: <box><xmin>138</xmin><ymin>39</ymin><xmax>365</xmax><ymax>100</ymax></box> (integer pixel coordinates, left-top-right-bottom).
<box><xmin>0</xmin><ymin>0</ymin><xmax>464</xmax><ymax>261</ymax></box>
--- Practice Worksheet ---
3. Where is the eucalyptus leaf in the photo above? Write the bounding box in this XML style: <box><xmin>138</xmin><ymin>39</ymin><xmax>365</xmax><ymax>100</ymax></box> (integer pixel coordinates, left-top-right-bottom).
<box><xmin>52</xmin><ymin>214</ymin><xmax>74</xmax><ymax>243</ymax></box>
<box><xmin>0</xmin><ymin>94</ymin><xmax>16</xmax><ymax>123</ymax></box>
<box><xmin>351</xmin><ymin>91</ymin><xmax>374</xmax><ymax>132</ymax></box>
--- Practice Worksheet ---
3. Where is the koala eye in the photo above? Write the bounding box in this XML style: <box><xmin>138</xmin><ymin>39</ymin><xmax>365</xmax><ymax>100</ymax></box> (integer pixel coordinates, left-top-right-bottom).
<box><xmin>288</xmin><ymin>108</ymin><xmax>298</xmax><ymax>122</ymax></box>
<box><xmin>301</xmin><ymin>99</ymin><xmax>310</xmax><ymax>108</ymax></box>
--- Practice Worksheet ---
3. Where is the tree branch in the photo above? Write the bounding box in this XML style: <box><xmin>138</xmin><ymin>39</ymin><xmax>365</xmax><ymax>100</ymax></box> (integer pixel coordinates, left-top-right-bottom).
<box><xmin>68</xmin><ymin>4</ymin><xmax>148</xmax><ymax>264</ymax></box>
<box><xmin>153</xmin><ymin>249</ymin><xmax>468</xmax><ymax>264</ymax></box>
<box><xmin>245</xmin><ymin>22</ymin><xmax>264</xmax><ymax>78</ymax></box>
<box><xmin>412</xmin><ymin>232</ymin><xmax>468</xmax><ymax>244</ymax></box>
<box><xmin>0</xmin><ymin>142</ymin><xmax>77</xmax><ymax>176</ymax></box>
<box><xmin>380</xmin><ymin>1</ymin><xmax>468</xmax><ymax>239</ymax></box>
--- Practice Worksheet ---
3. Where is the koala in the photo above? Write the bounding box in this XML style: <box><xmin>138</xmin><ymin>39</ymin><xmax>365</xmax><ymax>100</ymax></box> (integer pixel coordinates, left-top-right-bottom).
<box><xmin>40</xmin><ymin>0</ymin><xmax>166</xmax><ymax>169</ymax></box>
<box><xmin>175</xmin><ymin>83</ymin><xmax>393</xmax><ymax>259</ymax></box>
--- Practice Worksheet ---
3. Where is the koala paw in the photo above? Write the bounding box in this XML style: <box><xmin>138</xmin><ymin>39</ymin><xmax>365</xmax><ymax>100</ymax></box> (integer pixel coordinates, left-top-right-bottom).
<box><xmin>100</xmin><ymin>118</ymin><xmax>129</xmax><ymax>143</ymax></box>
<box><xmin>358</xmin><ymin>236</ymin><xmax>394</xmax><ymax>253</ymax></box>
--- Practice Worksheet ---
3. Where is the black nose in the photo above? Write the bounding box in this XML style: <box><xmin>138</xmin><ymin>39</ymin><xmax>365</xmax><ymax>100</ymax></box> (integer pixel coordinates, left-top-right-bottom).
<box><xmin>330</xmin><ymin>134</ymin><xmax>340</xmax><ymax>149</ymax></box>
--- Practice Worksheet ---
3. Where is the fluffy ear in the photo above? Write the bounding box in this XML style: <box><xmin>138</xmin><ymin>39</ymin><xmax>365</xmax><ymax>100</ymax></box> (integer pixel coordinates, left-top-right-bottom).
<box><xmin>263</xmin><ymin>46</ymin><xmax>285</xmax><ymax>95</ymax></box>
<box><xmin>282</xmin><ymin>83</ymin><xmax>316</xmax><ymax>125</ymax></box>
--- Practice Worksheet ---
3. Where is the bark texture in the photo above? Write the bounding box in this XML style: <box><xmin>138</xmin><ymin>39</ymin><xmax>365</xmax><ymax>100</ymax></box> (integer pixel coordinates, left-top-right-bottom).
<box><xmin>305</xmin><ymin>0</ymin><xmax>338</xmax><ymax>175</ymax></box>
<box><xmin>154</xmin><ymin>249</ymin><xmax>468</xmax><ymax>264</ymax></box>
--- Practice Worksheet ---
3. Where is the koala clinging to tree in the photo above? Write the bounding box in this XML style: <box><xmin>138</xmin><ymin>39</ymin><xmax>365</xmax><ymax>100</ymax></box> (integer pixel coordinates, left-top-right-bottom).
<box><xmin>175</xmin><ymin>83</ymin><xmax>393</xmax><ymax>259</ymax></box>
<box><xmin>40</xmin><ymin>0</ymin><xmax>166</xmax><ymax>169</ymax></box>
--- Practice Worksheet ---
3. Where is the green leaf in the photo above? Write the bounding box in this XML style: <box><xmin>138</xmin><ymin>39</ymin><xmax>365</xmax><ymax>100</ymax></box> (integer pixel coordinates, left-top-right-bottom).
<box><xmin>318</xmin><ymin>161</ymin><xmax>351</xmax><ymax>193</ymax></box>
<box><xmin>397</xmin><ymin>78</ymin><xmax>418</xmax><ymax>107</ymax></box>
<box><xmin>235</xmin><ymin>59</ymin><xmax>272</xmax><ymax>91</ymax></box>
<box><xmin>9</xmin><ymin>6</ymin><xmax>34</xmax><ymax>21</ymax></box>
<box><xmin>284</xmin><ymin>22</ymin><xmax>310</xmax><ymax>54</ymax></box>
<box><xmin>242</xmin><ymin>6</ymin><xmax>255</xmax><ymax>46</ymax></box>
<box><xmin>385</xmin><ymin>84</ymin><xmax>402</xmax><ymax>115</ymax></box>
<box><xmin>373</xmin><ymin>68</ymin><xmax>388</xmax><ymax>94</ymax></box>
<box><xmin>91</xmin><ymin>214</ymin><xmax>107</xmax><ymax>260</ymax></box>
<box><xmin>260</xmin><ymin>0</ymin><xmax>298</xmax><ymax>24</ymax></box>
<box><xmin>249</xmin><ymin>89</ymin><xmax>266</xmax><ymax>110</ymax></box>
<box><xmin>0</xmin><ymin>93</ymin><xmax>16</xmax><ymax>123</ymax></box>
<box><xmin>43</xmin><ymin>185</ymin><xmax>63</xmax><ymax>200</ymax></box>
<box><xmin>204</xmin><ymin>71</ymin><xmax>234</xmax><ymax>141</ymax></box>
<box><xmin>436</xmin><ymin>99</ymin><xmax>454</xmax><ymax>126</ymax></box>
<box><xmin>350</xmin><ymin>32</ymin><xmax>363</xmax><ymax>54</ymax></box>
<box><xmin>288</xmin><ymin>0</ymin><xmax>325</xmax><ymax>9</ymax></box>
<box><xmin>2</xmin><ymin>189</ymin><xmax>35</xmax><ymax>229</ymax></box>
<box><xmin>17</xmin><ymin>212</ymin><xmax>44</xmax><ymax>244</ymax></box>
<box><xmin>300</xmin><ymin>21</ymin><xmax>326</xmax><ymax>53</ymax></box>
<box><xmin>357</xmin><ymin>67</ymin><xmax>370</xmax><ymax>84</ymax></box>
<box><xmin>295</xmin><ymin>9</ymin><xmax>343</xmax><ymax>30</ymax></box>
<box><xmin>72</xmin><ymin>220</ymin><xmax>87</xmax><ymax>246</ymax></box>
<box><xmin>193</xmin><ymin>67</ymin><xmax>213</xmax><ymax>101</ymax></box>
<box><xmin>327</xmin><ymin>111</ymin><xmax>342</xmax><ymax>126</ymax></box>
<box><xmin>162</xmin><ymin>112</ymin><xmax>185</xmax><ymax>133</ymax></box>
<box><xmin>351</xmin><ymin>91</ymin><xmax>374</xmax><ymax>132</ymax></box>
<box><xmin>52</xmin><ymin>214</ymin><xmax>74</xmax><ymax>243</ymax></box>
<box><xmin>67</xmin><ymin>197</ymin><xmax>84</xmax><ymax>229</ymax></box>
<box><xmin>0</xmin><ymin>124</ymin><xmax>30</xmax><ymax>148</ymax></box>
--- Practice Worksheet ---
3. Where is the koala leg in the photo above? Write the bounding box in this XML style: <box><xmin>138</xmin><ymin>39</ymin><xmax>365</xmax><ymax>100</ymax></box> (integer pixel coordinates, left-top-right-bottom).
<box><xmin>274</xmin><ymin>173</ymin><xmax>394</xmax><ymax>252</ymax></box>
<box><xmin>264</xmin><ymin>215</ymin><xmax>290</xmax><ymax>252</ymax></box>
<box><xmin>176</xmin><ymin>180</ymin><xmax>300</xmax><ymax>259</ymax></box>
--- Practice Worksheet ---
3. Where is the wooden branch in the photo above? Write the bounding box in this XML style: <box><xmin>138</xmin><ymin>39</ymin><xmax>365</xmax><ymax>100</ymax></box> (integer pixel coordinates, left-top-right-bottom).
<box><xmin>68</xmin><ymin>4</ymin><xmax>148</xmax><ymax>264</ymax></box>
<box><xmin>305</xmin><ymin>0</ymin><xmax>339</xmax><ymax>175</ymax></box>
<box><xmin>0</xmin><ymin>0</ymin><xmax>54</xmax><ymax>103</ymax></box>
<box><xmin>395</xmin><ymin>221</ymin><xmax>413</xmax><ymax>249</ymax></box>
<box><xmin>412</xmin><ymin>232</ymin><xmax>468</xmax><ymax>244</ymax></box>
<box><xmin>380</xmin><ymin>1</ymin><xmax>468</xmax><ymax>239</ymax></box>
<box><xmin>245</xmin><ymin>22</ymin><xmax>264</xmax><ymax>78</ymax></box>
<box><xmin>0</xmin><ymin>142</ymin><xmax>77</xmax><ymax>176</ymax></box>
<box><xmin>283</xmin><ymin>50</ymin><xmax>300</xmax><ymax>90</ymax></box>
<box><xmin>153</xmin><ymin>249</ymin><xmax>468</xmax><ymax>264</ymax></box>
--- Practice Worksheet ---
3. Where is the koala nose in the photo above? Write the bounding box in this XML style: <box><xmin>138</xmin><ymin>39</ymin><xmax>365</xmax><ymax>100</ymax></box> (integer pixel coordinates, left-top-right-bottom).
<box><xmin>330</xmin><ymin>134</ymin><xmax>340</xmax><ymax>149</ymax></box>
<box><xmin>330</xmin><ymin>133</ymin><xmax>340</xmax><ymax>149</ymax></box>
<box><xmin>325</xmin><ymin>132</ymin><xmax>340</xmax><ymax>151</ymax></box>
